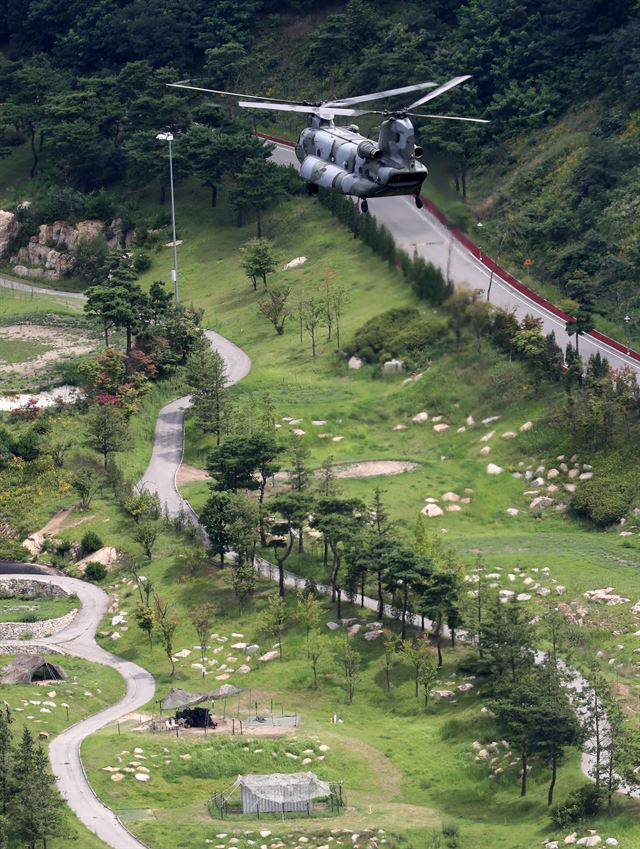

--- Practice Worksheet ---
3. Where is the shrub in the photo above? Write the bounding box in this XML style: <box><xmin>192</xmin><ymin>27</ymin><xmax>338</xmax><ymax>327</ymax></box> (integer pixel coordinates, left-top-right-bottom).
<box><xmin>132</xmin><ymin>251</ymin><xmax>152</xmax><ymax>273</ymax></box>
<box><xmin>84</xmin><ymin>561</ymin><xmax>107</xmax><ymax>582</ymax></box>
<box><xmin>72</xmin><ymin>236</ymin><xmax>109</xmax><ymax>284</ymax></box>
<box><xmin>550</xmin><ymin>784</ymin><xmax>603</xmax><ymax>828</ymax></box>
<box><xmin>571</xmin><ymin>472</ymin><xmax>636</xmax><ymax>527</ymax></box>
<box><xmin>80</xmin><ymin>530</ymin><xmax>103</xmax><ymax>554</ymax></box>
<box><xmin>20</xmin><ymin>612</ymin><xmax>38</xmax><ymax>623</ymax></box>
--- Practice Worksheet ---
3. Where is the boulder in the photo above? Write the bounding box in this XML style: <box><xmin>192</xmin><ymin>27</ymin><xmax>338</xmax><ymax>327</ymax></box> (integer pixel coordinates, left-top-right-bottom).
<box><xmin>363</xmin><ymin>629</ymin><xmax>383</xmax><ymax>641</ymax></box>
<box><xmin>382</xmin><ymin>358</ymin><xmax>404</xmax><ymax>374</ymax></box>
<box><xmin>516</xmin><ymin>593</ymin><xmax>532</xmax><ymax>601</ymax></box>
<box><xmin>579</xmin><ymin>472</ymin><xmax>594</xmax><ymax>480</ymax></box>
<box><xmin>433</xmin><ymin>423</ymin><xmax>449</xmax><ymax>432</ymax></box>
<box><xmin>501</xmin><ymin>431</ymin><xmax>517</xmax><ymax>439</ymax></box>
<box><xmin>348</xmin><ymin>356</ymin><xmax>362</xmax><ymax>370</ymax></box>
<box><xmin>479</xmin><ymin>445</ymin><xmax>491</xmax><ymax>456</ymax></box>
<box><xmin>584</xmin><ymin>588</ymin><xmax>629</xmax><ymax>606</ymax></box>
<box><xmin>547</xmin><ymin>468</ymin><xmax>560</xmax><ymax>478</ymax></box>
<box><xmin>486</xmin><ymin>463</ymin><xmax>503</xmax><ymax>475</ymax></box>
<box><xmin>245</xmin><ymin>644</ymin><xmax>260</xmax><ymax>654</ymax></box>
<box><xmin>519</xmin><ymin>421</ymin><xmax>533</xmax><ymax>431</ymax></box>
<box><xmin>482</xmin><ymin>415</ymin><xmax>501</xmax><ymax>424</ymax></box>
<box><xmin>412</xmin><ymin>411</ymin><xmax>429</xmax><ymax>424</ymax></box>
<box><xmin>480</xmin><ymin>430</ymin><xmax>495</xmax><ymax>442</ymax></box>
<box><xmin>576</xmin><ymin>838</ymin><xmax>601</xmax><ymax>847</ymax></box>
<box><xmin>441</xmin><ymin>492</ymin><xmax>460</xmax><ymax>502</ymax></box>
<box><xmin>506</xmin><ymin>508</ymin><xmax>519</xmax><ymax>517</ymax></box>
<box><xmin>530</xmin><ymin>496</ymin><xmax>554</xmax><ymax>508</ymax></box>
<box><xmin>432</xmin><ymin>690</ymin><xmax>455</xmax><ymax>699</ymax></box>
<box><xmin>326</xmin><ymin>621</ymin><xmax>340</xmax><ymax>630</ymax></box>
<box><xmin>0</xmin><ymin>210</ymin><xmax>19</xmax><ymax>257</ymax></box>
<box><xmin>259</xmin><ymin>650</ymin><xmax>279</xmax><ymax>662</ymax></box>
<box><xmin>446</xmin><ymin>504</ymin><xmax>461</xmax><ymax>512</ymax></box>
<box><xmin>392</xmin><ymin>424</ymin><xmax>407</xmax><ymax>431</ymax></box>
<box><xmin>466</xmin><ymin>415</ymin><xmax>475</xmax><ymax>426</ymax></box>
<box><xmin>421</xmin><ymin>503</ymin><xmax>444</xmax><ymax>518</ymax></box>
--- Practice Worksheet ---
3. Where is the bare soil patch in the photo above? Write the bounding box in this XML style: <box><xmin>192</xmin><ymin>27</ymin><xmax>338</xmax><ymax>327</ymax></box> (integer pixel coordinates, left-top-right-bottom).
<box><xmin>0</xmin><ymin>324</ymin><xmax>94</xmax><ymax>376</ymax></box>
<box><xmin>329</xmin><ymin>460</ymin><xmax>418</xmax><ymax>479</ymax></box>
<box><xmin>176</xmin><ymin>464</ymin><xmax>210</xmax><ymax>485</ymax></box>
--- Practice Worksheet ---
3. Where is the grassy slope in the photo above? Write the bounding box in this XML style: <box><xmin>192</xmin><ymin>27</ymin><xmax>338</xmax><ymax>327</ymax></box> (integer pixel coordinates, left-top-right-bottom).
<box><xmin>83</xmin><ymin>563</ymin><xmax>640</xmax><ymax>849</ymax></box>
<box><xmin>0</xmin><ymin>595</ymin><xmax>79</xmax><ymax>622</ymax></box>
<box><xmin>1</xmin><ymin>653</ymin><xmax>125</xmax><ymax>849</ymax></box>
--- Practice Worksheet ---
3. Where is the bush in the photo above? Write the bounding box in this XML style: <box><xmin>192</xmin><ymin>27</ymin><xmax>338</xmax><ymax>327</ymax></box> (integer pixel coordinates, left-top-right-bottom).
<box><xmin>550</xmin><ymin>784</ymin><xmax>603</xmax><ymax>828</ymax></box>
<box><xmin>132</xmin><ymin>250</ymin><xmax>152</xmax><ymax>273</ymax></box>
<box><xmin>80</xmin><ymin>530</ymin><xmax>103</xmax><ymax>554</ymax></box>
<box><xmin>72</xmin><ymin>236</ymin><xmax>108</xmax><ymax>284</ymax></box>
<box><xmin>84</xmin><ymin>561</ymin><xmax>107</xmax><ymax>582</ymax></box>
<box><xmin>571</xmin><ymin>472</ymin><xmax>636</xmax><ymax>527</ymax></box>
<box><xmin>20</xmin><ymin>612</ymin><xmax>38</xmax><ymax>623</ymax></box>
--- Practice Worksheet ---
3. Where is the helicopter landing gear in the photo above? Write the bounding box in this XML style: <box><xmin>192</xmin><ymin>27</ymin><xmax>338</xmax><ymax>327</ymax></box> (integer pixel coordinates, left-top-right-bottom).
<box><xmin>414</xmin><ymin>194</ymin><xmax>423</xmax><ymax>209</ymax></box>
<box><xmin>306</xmin><ymin>182</ymin><xmax>319</xmax><ymax>196</ymax></box>
<box><xmin>360</xmin><ymin>199</ymin><xmax>369</xmax><ymax>214</ymax></box>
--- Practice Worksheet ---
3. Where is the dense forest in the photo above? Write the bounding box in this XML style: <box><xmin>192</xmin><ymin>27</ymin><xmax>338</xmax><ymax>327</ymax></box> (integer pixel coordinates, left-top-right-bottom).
<box><xmin>1</xmin><ymin>0</ymin><xmax>639</xmax><ymax>323</ymax></box>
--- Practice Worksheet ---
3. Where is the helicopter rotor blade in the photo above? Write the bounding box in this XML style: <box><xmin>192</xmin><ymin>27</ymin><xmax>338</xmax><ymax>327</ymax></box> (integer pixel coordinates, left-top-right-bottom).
<box><xmin>406</xmin><ymin>75</ymin><xmax>472</xmax><ymax>110</ymax></box>
<box><xmin>168</xmin><ymin>80</ymin><xmax>311</xmax><ymax>105</ymax></box>
<box><xmin>407</xmin><ymin>112</ymin><xmax>490</xmax><ymax>123</ymax></box>
<box><xmin>324</xmin><ymin>81</ymin><xmax>438</xmax><ymax>107</ymax></box>
<box><xmin>238</xmin><ymin>100</ymin><xmax>367</xmax><ymax>117</ymax></box>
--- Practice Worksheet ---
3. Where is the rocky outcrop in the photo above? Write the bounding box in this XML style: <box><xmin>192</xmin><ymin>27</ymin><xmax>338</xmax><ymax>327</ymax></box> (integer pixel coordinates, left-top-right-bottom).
<box><xmin>0</xmin><ymin>210</ymin><xmax>136</xmax><ymax>280</ymax></box>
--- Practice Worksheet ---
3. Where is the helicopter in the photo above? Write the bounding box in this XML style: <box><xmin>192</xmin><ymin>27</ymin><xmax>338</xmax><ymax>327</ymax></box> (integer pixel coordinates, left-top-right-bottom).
<box><xmin>169</xmin><ymin>76</ymin><xmax>489</xmax><ymax>214</ymax></box>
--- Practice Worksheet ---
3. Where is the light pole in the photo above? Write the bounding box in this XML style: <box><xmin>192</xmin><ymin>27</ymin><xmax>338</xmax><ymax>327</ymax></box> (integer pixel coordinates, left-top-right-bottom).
<box><xmin>156</xmin><ymin>132</ymin><xmax>179</xmax><ymax>304</ymax></box>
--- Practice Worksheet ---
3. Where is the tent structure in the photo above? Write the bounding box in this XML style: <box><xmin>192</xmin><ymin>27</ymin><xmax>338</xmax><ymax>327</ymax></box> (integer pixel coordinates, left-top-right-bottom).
<box><xmin>0</xmin><ymin>654</ymin><xmax>66</xmax><ymax>684</ymax></box>
<box><xmin>233</xmin><ymin>772</ymin><xmax>332</xmax><ymax>814</ymax></box>
<box><xmin>158</xmin><ymin>685</ymin><xmax>244</xmax><ymax>712</ymax></box>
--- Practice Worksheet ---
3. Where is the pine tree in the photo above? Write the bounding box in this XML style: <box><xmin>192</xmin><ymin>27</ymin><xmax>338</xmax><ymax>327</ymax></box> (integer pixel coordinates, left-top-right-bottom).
<box><xmin>0</xmin><ymin>712</ymin><xmax>11</xmax><ymax>814</ymax></box>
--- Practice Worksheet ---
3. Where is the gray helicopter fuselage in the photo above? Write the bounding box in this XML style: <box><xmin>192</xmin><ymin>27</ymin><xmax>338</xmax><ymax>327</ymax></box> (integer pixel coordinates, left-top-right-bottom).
<box><xmin>295</xmin><ymin>115</ymin><xmax>427</xmax><ymax>199</ymax></box>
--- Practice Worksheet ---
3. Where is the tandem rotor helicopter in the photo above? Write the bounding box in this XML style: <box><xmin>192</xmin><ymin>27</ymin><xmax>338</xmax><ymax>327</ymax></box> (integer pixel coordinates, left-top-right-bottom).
<box><xmin>169</xmin><ymin>75</ymin><xmax>489</xmax><ymax>214</ymax></box>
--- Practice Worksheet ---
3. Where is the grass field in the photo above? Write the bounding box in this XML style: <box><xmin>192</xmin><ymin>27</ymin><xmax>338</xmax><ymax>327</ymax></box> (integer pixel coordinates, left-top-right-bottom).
<box><xmin>0</xmin><ymin>595</ymin><xmax>79</xmax><ymax>622</ymax></box>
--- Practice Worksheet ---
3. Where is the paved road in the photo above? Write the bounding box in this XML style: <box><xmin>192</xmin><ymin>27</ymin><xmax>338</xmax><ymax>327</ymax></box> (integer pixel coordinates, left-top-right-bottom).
<box><xmin>138</xmin><ymin>330</ymin><xmax>251</xmax><ymax>515</ymax></box>
<box><xmin>270</xmin><ymin>144</ymin><xmax>640</xmax><ymax>377</ymax></box>
<box><xmin>0</xmin><ymin>574</ymin><xmax>155</xmax><ymax>849</ymax></box>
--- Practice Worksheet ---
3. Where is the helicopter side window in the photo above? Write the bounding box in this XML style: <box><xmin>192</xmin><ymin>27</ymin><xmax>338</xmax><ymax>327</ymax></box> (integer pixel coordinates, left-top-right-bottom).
<box><xmin>394</xmin><ymin>132</ymin><xmax>401</xmax><ymax>142</ymax></box>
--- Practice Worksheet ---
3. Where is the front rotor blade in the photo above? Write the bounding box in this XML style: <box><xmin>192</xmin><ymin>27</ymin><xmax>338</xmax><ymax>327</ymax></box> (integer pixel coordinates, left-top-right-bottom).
<box><xmin>168</xmin><ymin>80</ymin><xmax>309</xmax><ymax>105</ymax></box>
<box><xmin>406</xmin><ymin>75</ymin><xmax>472</xmax><ymax>110</ymax></box>
<box><xmin>324</xmin><ymin>81</ymin><xmax>438</xmax><ymax>107</ymax></box>
<box><xmin>239</xmin><ymin>101</ymin><xmax>368</xmax><ymax>117</ymax></box>
<box><xmin>408</xmin><ymin>112</ymin><xmax>490</xmax><ymax>123</ymax></box>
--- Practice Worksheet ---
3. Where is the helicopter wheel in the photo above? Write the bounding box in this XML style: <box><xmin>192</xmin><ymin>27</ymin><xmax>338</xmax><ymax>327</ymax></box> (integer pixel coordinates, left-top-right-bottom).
<box><xmin>360</xmin><ymin>199</ymin><xmax>369</xmax><ymax>214</ymax></box>
<box><xmin>414</xmin><ymin>194</ymin><xmax>423</xmax><ymax>209</ymax></box>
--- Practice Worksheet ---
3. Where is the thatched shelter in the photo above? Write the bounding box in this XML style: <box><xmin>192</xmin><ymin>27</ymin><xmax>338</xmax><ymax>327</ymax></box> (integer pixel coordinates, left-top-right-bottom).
<box><xmin>1</xmin><ymin>654</ymin><xmax>66</xmax><ymax>684</ymax></box>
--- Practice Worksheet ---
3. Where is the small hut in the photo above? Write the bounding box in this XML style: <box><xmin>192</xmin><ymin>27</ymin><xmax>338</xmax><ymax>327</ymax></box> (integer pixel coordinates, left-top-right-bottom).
<box><xmin>1</xmin><ymin>654</ymin><xmax>66</xmax><ymax>684</ymax></box>
<box><xmin>233</xmin><ymin>772</ymin><xmax>331</xmax><ymax>814</ymax></box>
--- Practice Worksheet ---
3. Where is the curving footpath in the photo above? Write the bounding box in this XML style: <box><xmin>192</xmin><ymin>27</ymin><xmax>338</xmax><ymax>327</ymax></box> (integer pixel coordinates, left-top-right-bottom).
<box><xmin>0</xmin><ymin>574</ymin><xmax>155</xmax><ymax>849</ymax></box>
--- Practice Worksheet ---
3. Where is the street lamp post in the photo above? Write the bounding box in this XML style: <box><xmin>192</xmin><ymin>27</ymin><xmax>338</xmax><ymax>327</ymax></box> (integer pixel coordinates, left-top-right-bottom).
<box><xmin>156</xmin><ymin>132</ymin><xmax>179</xmax><ymax>304</ymax></box>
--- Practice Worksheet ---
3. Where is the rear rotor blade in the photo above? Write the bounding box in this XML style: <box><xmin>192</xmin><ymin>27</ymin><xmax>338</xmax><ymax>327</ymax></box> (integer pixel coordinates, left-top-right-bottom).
<box><xmin>239</xmin><ymin>100</ymin><xmax>368</xmax><ymax>117</ymax></box>
<box><xmin>324</xmin><ymin>81</ymin><xmax>438</xmax><ymax>107</ymax></box>
<box><xmin>406</xmin><ymin>75</ymin><xmax>472</xmax><ymax>110</ymax></box>
<box><xmin>168</xmin><ymin>80</ymin><xmax>311</xmax><ymax>105</ymax></box>
<box><xmin>408</xmin><ymin>112</ymin><xmax>490</xmax><ymax>123</ymax></box>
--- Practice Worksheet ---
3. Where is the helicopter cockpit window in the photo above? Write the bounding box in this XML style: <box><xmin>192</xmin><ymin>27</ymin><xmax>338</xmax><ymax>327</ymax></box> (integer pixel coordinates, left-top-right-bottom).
<box><xmin>394</xmin><ymin>132</ymin><xmax>401</xmax><ymax>142</ymax></box>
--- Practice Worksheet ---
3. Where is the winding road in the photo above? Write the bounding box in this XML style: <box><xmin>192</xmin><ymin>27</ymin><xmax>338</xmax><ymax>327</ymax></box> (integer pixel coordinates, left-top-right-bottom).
<box><xmin>1</xmin><ymin>171</ymin><xmax>638</xmax><ymax>849</ymax></box>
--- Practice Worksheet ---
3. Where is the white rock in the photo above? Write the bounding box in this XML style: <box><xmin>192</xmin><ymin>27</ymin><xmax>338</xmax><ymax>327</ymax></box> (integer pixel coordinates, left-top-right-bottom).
<box><xmin>421</xmin><ymin>503</ymin><xmax>444</xmax><ymax>518</ymax></box>
<box><xmin>516</xmin><ymin>593</ymin><xmax>532</xmax><ymax>602</ymax></box>
<box><xmin>259</xmin><ymin>650</ymin><xmax>279</xmax><ymax>662</ymax></box>
<box><xmin>441</xmin><ymin>491</ymin><xmax>460</xmax><ymax>502</ymax></box>
<box><xmin>433</xmin><ymin>423</ymin><xmax>449</xmax><ymax>432</ymax></box>
<box><xmin>506</xmin><ymin>508</ymin><xmax>519</xmax><ymax>517</ymax></box>
<box><xmin>519</xmin><ymin>421</ymin><xmax>533</xmax><ymax>431</ymax></box>
<box><xmin>501</xmin><ymin>431</ymin><xmax>517</xmax><ymax>439</ymax></box>
<box><xmin>392</xmin><ymin>424</ymin><xmax>407</xmax><ymax>431</ymax></box>
<box><xmin>348</xmin><ymin>356</ymin><xmax>362</xmax><ymax>369</ymax></box>
<box><xmin>457</xmin><ymin>426</ymin><xmax>466</xmax><ymax>433</ymax></box>
<box><xmin>547</xmin><ymin>468</ymin><xmax>560</xmax><ymax>479</ymax></box>
<box><xmin>579</xmin><ymin>472</ymin><xmax>594</xmax><ymax>480</ymax></box>
<box><xmin>466</xmin><ymin>415</ymin><xmax>475</xmax><ymax>426</ymax></box>
<box><xmin>530</xmin><ymin>496</ymin><xmax>554</xmax><ymax>508</ymax></box>
<box><xmin>482</xmin><ymin>416</ymin><xmax>501</xmax><ymax>424</ymax></box>
<box><xmin>412</xmin><ymin>411</ymin><xmax>429</xmax><ymax>423</ymax></box>
<box><xmin>480</xmin><ymin>430</ymin><xmax>495</xmax><ymax>442</ymax></box>
<box><xmin>479</xmin><ymin>445</ymin><xmax>491</xmax><ymax>456</ymax></box>
<box><xmin>486</xmin><ymin>463</ymin><xmax>503</xmax><ymax>475</ymax></box>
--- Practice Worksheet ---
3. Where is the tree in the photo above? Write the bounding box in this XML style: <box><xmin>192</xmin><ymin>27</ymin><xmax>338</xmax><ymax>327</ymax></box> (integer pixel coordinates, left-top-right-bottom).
<box><xmin>382</xmin><ymin>630</ymin><xmax>398</xmax><ymax>690</ymax></box>
<box><xmin>240</xmin><ymin>238</ymin><xmax>278</xmax><ymax>290</ymax></box>
<box><xmin>124</xmin><ymin>489</ymin><xmax>161</xmax><ymax>524</ymax></box>
<box><xmin>333</xmin><ymin>633</ymin><xmax>359</xmax><ymax>704</ymax></box>
<box><xmin>491</xmin><ymin>676</ymin><xmax>547</xmax><ymax>797</ymax></box>
<box><xmin>187</xmin><ymin>347</ymin><xmax>229</xmax><ymax>445</ymax></box>
<box><xmin>301</xmin><ymin>295</ymin><xmax>325</xmax><ymax>359</ymax></box>
<box><xmin>258</xmin><ymin>594</ymin><xmax>288</xmax><ymax>661</ymax></box>
<box><xmin>481</xmin><ymin>596</ymin><xmax>536</xmax><ymax>684</ymax></box>
<box><xmin>85</xmin><ymin>251</ymin><xmax>148</xmax><ymax>353</ymax></box>
<box><xmin>384</xmin><ymin>543</ymin><xmax>431</xmax><ymax>640</ymax></box>
<box><xmin>258</xmin><ymin>286</ymin><xmax>291</xmax><ymax>336</ymax></box>
<box><xmin>190</xmin><ymin>604</ymin><xmax>215</xmax><ymax>677</ymax></box>
<box><xmin>599</xmin><ymin>689</ymin><xmax>640</xmax><ymax>816</ymax></box>
<box><xmin>70</xmin><ymin>467</ymin><xmax>100</xmax><ymax>509</ymax></box>
<box><xmin>0</xmin><ymin>712</ymin><xmax>11</xmax><ymax>814</ymax></box>
<box><xmin>86</xmin><ymin>403</ymin><xmax>129</xmax><ymax>469</ymax></box>
<box><xmin>154</xmin><ymin>596</ymin><xmax>178</xmax><ymax>676</ymax></box>
<box><xmin>200</xmin><ymin>490</ymin><xmax>238</xmax><ymax>566</ymax></box>
<box><xmin>538</xmin><ymin>670</ymin><xmax>584</xmax><ymax>805</ymax></box>
<box><xmin>566</xmin><ymin>307</ymin><xmax>595</xmax><ymax>355</ymax></box>
<box><xmin>330</xmin><ymin>284</ymin><xmax>349</xmax><ymax>350</ymax></box>
<box><xmin>134</xmin><ymin>519</ymin><xmax>160</xmax><ymax>559</ymax></box>
<box><xmin>134</xmin><ymin>604</ymin><xmax>155</xmax><ymax>650</ymax></box>
<box><xmin>418</xmin><ymin>649</ymin><xmax>439</xmax><ymax>710</ymax></box>
<box><xmin>295</xmin><ymin>589</ymin><xmax>323</xmax><ymax>654</ymax></box>
<box><xmin>288</xmin><ymin>431</ymin><xmax>311</xmax><ymax>495</ymax></box>
<box><xmin>11</xmin><ymin>732</ymin><xmax>63</xmax><ymax>849</ymax></box>
<box><xmin>400</xmin><ymin>637</ymin><xmax>432</xmax><ymax>698</ymax></box>
<box><xmin>312</xmin><ymin>496</ymin><xmax>365</xmax><ymax>602</ymax></box>
<box><xmin>308</xmin><ymin>633</ymin><xmax>327</xmax><ymax>689</ymax></box>
<box><xmin>229</xmin><ymin>158</ymin><xmax>287</xmax><ymax>237</ymax></box>
<box><xmin>232</xmin><ymin>559</ymin><xmax>257</xmax><ymax>613</ymax></box>
<box><xmin>419</xmin><ymin>567</ymin><xmax>462</xmax><ymax>667</ymax></box>
<box><xmin>443</xmin><ymin>289</ymin><xmax>473</xmax><ymax>350</ymax></box>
